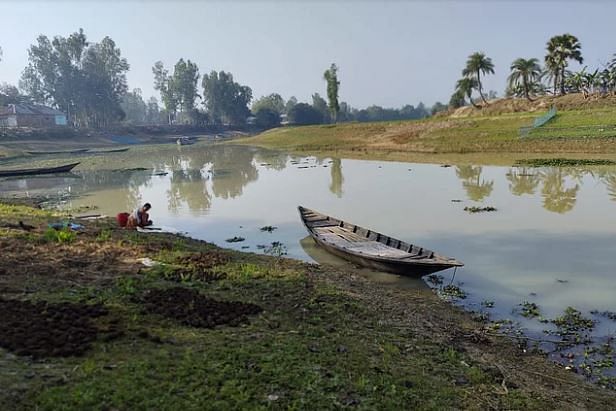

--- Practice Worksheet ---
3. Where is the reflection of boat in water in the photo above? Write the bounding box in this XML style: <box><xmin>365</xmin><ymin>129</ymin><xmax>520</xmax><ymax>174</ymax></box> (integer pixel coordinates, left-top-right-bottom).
<box><xmin>299</xmin><ymin>236</ymin><xmax>428</xmax><ymax>288</ymax></box>
<box><xmin>299</xmin><ymin>206</ymin><xmax>463</xmax><ymax>277</ymax></box>
<box><xmin>177</xmin><ymin>136</ymin><xmax>196</xmax><ymax>145</ymax></box>
<box><xmin>0</xmin><ymin>162</ymin><xmax>80</xmax><ymax>178</ymax></box>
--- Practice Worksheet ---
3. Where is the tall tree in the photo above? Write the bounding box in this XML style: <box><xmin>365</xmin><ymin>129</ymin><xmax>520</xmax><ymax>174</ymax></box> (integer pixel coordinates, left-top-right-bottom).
<box><xmin>20</xmin><ymin>29</ymin><xmax>129</xmax><ymax>127</ymax></box>
<box><xmin>152</xmin><ymin>61</ymin><xmax>177</xmax><ymax>124</ymax></box>
<box><xmin>462</xmin><ymin>52</ymin><xmax>494</xmax><ymax>104</ymax></box>
<box><xmin>323</xmin><ymin>63</ymin><xmax>340</xmax><ymax>122</ymax></box>
<box><xmin>172</xmin><ymin>59</ymin><xmax>200</xmax><ymax>122</ymax></box>
<box><xmin>508</xmin><ymin>58</ymin><xmax>542</xmax><ymax>101</ymax></box>
<box><xmin>201</xmin><ymin>70</ymin><xmax>252</xmax><ymax>125</ymax></box>
<box><xmin>544</xmin><ymin>34</ymin><xmax>583</xmax><ymax>95</ymax></box>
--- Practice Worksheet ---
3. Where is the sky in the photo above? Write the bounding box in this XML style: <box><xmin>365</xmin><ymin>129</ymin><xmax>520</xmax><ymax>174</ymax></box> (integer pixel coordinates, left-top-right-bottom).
<box><xmin>0</xmin><ymin>1</ymin><xmax>614</xmax><ymax>109</ymax></box>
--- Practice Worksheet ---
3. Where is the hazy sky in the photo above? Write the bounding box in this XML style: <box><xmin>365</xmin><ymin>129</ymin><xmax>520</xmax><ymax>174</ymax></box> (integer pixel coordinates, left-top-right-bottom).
<box><xmin>0</xmin><ymin>1</ymin><xmax>614</xmax><ymax>108</ymax></box>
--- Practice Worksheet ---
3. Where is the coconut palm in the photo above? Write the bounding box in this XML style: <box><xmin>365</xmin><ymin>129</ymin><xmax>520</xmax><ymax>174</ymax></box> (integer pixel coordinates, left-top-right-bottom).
<box><xmin>507</xmin><ymin>58</ymin><xmax>542</xmax><ymax>101</ymax></box>
<box><xmin>455</xmin><ymin>77</ymin><xmax>480</xmax><ymax>108</ymax></box>
<box><xmin>462</xmin><ymin>52</ymin><xmax>495</xmax><ymax>104</ymax></box>
<box><xmin>544</xmin><ymin>34</ymin><xmax>583</xmax><ymax>95</ymax></box>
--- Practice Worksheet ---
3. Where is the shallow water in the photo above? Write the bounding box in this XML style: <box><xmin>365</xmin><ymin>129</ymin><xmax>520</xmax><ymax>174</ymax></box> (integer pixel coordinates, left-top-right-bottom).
<box><xmin>2</xmin><ymin>144</ymin><xmax>615</xmax><ymax>356</ymax></box>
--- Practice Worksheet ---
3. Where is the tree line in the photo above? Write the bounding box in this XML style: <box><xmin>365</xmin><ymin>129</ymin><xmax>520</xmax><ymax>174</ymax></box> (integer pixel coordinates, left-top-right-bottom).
<box><xmin>6</xmin><ymin>29</ymin><xmax>609</xmax><ymax>129</ymax></box>
<box><xmin>451</xmin><ymin>33</ymin><xmax>616</xmax><ymax>108</ymax></box>
<box><xmin>0</xmin><ymin>29</ymin><xmax>442</xmax><ymax>129</ymax></box>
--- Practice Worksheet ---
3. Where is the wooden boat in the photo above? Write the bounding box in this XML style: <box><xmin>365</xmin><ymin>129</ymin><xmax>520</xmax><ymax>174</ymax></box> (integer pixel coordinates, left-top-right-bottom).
<box><xmin>0</xmin><ymin>162</ymin><xmax>80</xmax><ymax>178</ymax></box>
<box><xmin>176</xmin><ymin>136</ymin><xmax>195</xmax><ymax>145</ymax></box>
<box><xmin>299</xmin><ymin>206</ymin><xmax>463</xmax><ymax>276</ymax></box>
<box><xmin>26</xmin><ymin>149</ymin><xmax>88</xmax><ymax>155</ymax></box>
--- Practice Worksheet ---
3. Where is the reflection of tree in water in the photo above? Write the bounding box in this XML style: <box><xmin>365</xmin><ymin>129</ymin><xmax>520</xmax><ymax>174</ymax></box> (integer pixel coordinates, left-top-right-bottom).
<box><xmin>75</xmin><ymin>170</ymin><xmax>152</xmax><ymax>211</ymax></box>
<box><xmin>540</xmin><ymin>168</ymin><xmax>579</xmax><ymax>213</ymax></box>
<box><xmin>210</xmin><ymin>146</ymin><xmax>258</xmax><ymax>199</ymax></box>
<box><xmin>506</xmin><ymin>167</ymin><xmax>540</xmax><ymax>196</ymax></box>
<box><xmin>599</xmin><ymin>170</ymin><xmax>616</xmax><ymax>202</ymax></box>
<box><xmin>455</xmin><ymin>165</ymin><xmax>494</xmax><ymax>201</ymax></box>
<box><xmin>167</xmin><ymin>169</ymin><xmax>211</xmax><ymax>213</ymax></box>
<box><xmin>160</xmin><ymin>145</ymin><xmax>260</xmax><ymax>212</ymax></box>
<box><xmin>329</xmin><ymin>158</ymin><xmax>344</xmax><ymax>197</ymax></box>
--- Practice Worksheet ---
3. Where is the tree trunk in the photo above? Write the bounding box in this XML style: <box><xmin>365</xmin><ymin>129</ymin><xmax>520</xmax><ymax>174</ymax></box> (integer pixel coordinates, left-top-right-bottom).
<box><xmin>477</xmin><ymin>69</ymin><xmax>488</xmax><ymax>104</ymax></box>
<box><xmin>553</xmin><ymin>74</ymin><xmax>558</xmax><ymax>96</ymax></box>
<box><xmin>560</xmin><ymin>67</ymin><xmax>566</xmax><ymax>95</ymax></box>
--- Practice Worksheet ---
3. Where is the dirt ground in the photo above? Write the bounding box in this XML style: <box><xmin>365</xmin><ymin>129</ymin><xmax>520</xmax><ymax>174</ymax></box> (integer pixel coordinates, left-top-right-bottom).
<box><xmin>0</xmin><ymin>299</ymin><xmax>116</xmax><ymax>358</ymax></box>
<box><xmin>140</xmin><ymin>287</ymin><xmax>263</xmax><ymax>328</ymax></box>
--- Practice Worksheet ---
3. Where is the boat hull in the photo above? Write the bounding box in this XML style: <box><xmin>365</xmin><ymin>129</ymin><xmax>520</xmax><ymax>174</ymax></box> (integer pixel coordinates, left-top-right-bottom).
<box><xmin>311</xmin><ymin>235</ymin><xmax>457</xmax><ymax>276</ymax></box>
<box><xmin>0</xmin><ymin>162</ymin><xmax>80</xmax><ymax>177</ymax></box>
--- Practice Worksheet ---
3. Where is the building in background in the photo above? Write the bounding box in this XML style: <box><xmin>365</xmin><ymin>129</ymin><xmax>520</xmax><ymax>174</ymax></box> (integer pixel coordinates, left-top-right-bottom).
<box><xmin>0</xmin><ymin>104</ymin><xmax>67</xmax><ymax>127</ymax></box>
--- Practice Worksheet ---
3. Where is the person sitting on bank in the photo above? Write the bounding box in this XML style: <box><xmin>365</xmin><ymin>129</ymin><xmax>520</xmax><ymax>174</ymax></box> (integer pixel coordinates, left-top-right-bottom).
<box><xmin>126</xmin><ymin>203</ymin><xmax>153</xmax><ymax>228</ymax></box>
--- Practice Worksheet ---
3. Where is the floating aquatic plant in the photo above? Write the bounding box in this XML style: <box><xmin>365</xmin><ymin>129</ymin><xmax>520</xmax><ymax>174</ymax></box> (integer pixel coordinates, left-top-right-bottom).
<box><xmin>464</xmin><ymin>206</ymin><xmax>497</xmax><ymax>213</ymax></box>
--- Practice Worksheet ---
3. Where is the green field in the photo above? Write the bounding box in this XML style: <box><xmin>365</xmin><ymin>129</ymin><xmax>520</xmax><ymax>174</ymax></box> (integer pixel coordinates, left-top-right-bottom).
<box><xmin>235</xmin><ymin>104</ymin><xmax>616</xmax><ymax>164</ymax></box>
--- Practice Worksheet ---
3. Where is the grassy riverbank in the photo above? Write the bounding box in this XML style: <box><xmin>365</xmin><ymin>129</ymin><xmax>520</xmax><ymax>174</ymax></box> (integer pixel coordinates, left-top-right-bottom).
<box><xmin>0</xmin><ymin>200</ymin><xmax>614</xmax><ymax>409</ymax></box>
<box><xmin>235</xmin><ymin>96</ymin><xmax>616</xmax><ymax>164</ymax></box>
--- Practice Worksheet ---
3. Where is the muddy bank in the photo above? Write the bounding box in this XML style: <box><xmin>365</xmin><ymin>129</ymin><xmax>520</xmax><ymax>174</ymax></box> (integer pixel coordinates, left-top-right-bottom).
<box><xmin>0</xmin><ymin>125</ymin><xmax>250</xmax><ymax>160</ymax></box>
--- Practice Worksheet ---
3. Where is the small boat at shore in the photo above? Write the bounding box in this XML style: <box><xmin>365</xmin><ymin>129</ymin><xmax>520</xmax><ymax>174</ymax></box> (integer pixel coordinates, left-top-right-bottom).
<box><xmin>298</xmin><ymin>206</ymin><xmax>463</xmax><ymax>276</ymax></box>
<box><xmin>27</xmin><ymin>149</ymin><xmax>88</xmax><ymax>155</ymax></box>
<box><xmin>0</xmin><ymin>162</ymin><xmax>80</xmax><ymax>178</ymax></box>
<box><xmin>176</xmin><ymin>136</ymin><xmax>196</xmax><ymax>145</ymax></box>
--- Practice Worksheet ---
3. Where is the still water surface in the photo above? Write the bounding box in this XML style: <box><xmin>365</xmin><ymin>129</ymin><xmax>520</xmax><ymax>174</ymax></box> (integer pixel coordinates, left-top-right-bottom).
<box><xmin>2</xmin><ymin>144</ymin><xmax>615</xmax><ymax>342</ymax></box>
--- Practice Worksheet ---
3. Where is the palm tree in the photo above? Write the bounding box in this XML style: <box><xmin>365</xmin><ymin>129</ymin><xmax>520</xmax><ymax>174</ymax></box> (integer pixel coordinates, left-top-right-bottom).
<box><xmin>508</xmin><ymin>58</ymin><xmax>542</xmax><ymax>101</ymax></box>
<box><xmin>544</xmin><ymin>34</ymin><xmax>583</xmax><ymax>95</ymax></box>
<box><xmin>462</xmin><ymin>52</ymin><xmax>495</xmax><ymax>104</ymax></box>
<box><xmin>455</xmin><ymin>77</ymin><xmax>480</xmax><ymax>108</ymax></box>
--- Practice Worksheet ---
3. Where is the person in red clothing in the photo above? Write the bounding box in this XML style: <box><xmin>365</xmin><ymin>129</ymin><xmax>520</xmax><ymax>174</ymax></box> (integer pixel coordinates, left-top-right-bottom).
<box><xmin>126</xmin><ymin>203</ymin><xmax>153</xmax><ymax>229</ymax></box>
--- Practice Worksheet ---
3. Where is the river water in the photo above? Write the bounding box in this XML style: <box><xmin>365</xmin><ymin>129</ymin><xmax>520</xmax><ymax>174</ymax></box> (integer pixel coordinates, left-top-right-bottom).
<box><xmin>1</xmin><ymin>144</ymin><xmax>615</xmax><ymax>369</ymax></box>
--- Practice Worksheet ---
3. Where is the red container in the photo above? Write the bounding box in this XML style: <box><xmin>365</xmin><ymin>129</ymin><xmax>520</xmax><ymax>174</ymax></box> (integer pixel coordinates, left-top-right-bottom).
<box><xmin>116</xmin><ymin>212</ymin><xmax>130</xmax><ymax>227</ymax></box>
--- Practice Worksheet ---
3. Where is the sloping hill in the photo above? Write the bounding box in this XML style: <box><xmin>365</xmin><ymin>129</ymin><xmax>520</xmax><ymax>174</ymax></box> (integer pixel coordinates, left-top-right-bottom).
<box><xmin>236</xmin><ymin>93</ymin><xmax>616</xmax><ymax>158</ymax></box>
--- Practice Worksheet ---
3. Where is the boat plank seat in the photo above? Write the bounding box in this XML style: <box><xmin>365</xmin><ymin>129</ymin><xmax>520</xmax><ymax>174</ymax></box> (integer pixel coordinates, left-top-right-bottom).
<box><xmin>345</xmin><ymin>242</ymin><xmax>411</xmax><ymax>258</ymax></box>
<box><xmin>307</xmin><ymin>220</ymin><xmax>339</xmax><ymax>228</ymax></box>
<box><xmin>313</xmin><ymin>226</ymin><xmax>371</xmax><ymax>243</ymax></box>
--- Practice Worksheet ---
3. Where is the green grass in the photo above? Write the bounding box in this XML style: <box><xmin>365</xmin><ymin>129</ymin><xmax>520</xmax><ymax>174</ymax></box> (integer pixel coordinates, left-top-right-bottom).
<box><xmin>27</xmin><ymin>274</ymin><xmax>531</xmax><ymax>411</ymax></box>
<box><xmin>235</xmin><ymin>107</ymin><xmax>616</xmax><ymax>159</ymax></box>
